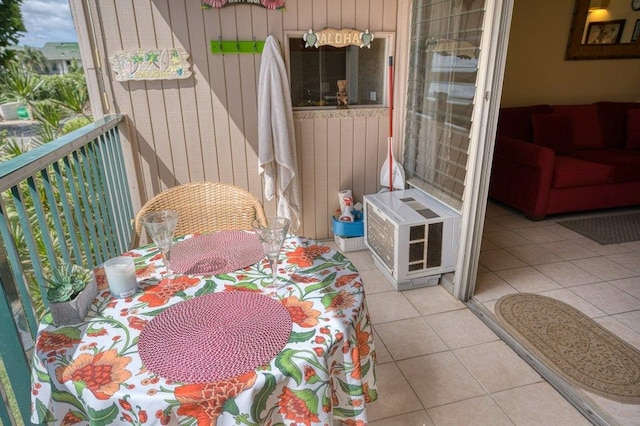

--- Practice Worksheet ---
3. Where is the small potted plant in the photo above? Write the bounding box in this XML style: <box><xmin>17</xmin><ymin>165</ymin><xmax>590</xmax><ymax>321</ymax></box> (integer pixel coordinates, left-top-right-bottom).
<box><xmin>46</xmin><ymin>263</ymin><xmax>98</xmax><ymax>326</ymax></box>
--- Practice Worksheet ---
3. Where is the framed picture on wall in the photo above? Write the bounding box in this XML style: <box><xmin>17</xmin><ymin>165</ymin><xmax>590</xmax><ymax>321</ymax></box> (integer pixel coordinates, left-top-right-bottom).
<box><xmin>632</xmin><ymin>19</ymin><xmax>640</xmax><ymax>43</ymax></box>
<box><xmin>585</xmin><ymin>20</ymin><xmax>626</xmax><ymax>45</ymax></box>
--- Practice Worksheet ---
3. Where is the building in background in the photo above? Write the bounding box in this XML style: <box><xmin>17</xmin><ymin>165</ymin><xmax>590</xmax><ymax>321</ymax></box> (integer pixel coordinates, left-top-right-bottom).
<box><xmin>39</xmin><ymin>42</ymin><xmax>81</xmax><ymax>74</ymax></box>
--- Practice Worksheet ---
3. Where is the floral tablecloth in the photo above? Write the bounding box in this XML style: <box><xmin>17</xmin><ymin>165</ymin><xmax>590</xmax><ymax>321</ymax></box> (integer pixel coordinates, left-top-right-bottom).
<box><xmin>31</xmin><ymin>235</ymin><xmax>377</xmax><ymax>425</ymax></box>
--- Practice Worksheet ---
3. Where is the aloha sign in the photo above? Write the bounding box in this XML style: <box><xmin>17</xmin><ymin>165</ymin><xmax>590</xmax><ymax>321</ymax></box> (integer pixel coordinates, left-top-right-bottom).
<box><xmin>303</xmin><ymin>28</ymin><xmax>374</xmax><ymax>49</ymax></box>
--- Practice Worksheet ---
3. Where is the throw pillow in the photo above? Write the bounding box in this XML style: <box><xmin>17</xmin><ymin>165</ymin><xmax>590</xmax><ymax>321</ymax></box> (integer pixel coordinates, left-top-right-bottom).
<box><xmin>627</xmin><ymin>109</ymin><xmax>640</xmax><ymax>150</ymax></box>
<box><xmin>531</xmin><ymin>113</ymin><xmax>574</xmax><ymax>155</ymax></box>
<box><xmin>552</xmin><ymin>104</ymin><xmax>603</xmax><ymax>149</ymax></box>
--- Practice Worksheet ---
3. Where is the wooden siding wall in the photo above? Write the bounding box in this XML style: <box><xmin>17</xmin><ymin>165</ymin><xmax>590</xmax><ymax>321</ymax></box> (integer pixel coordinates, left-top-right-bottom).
<box><xmin>87</xmin><ymin>0</ymin><xmax>399</xmax><ymax>240</ymax></box>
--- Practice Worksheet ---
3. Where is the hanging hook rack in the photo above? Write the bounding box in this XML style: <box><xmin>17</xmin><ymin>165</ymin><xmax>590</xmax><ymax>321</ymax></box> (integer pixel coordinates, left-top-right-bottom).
<box><xmin>210</xmin><ymin>36</ymin><xmax>265</xmax><ymax>54</ymax></box>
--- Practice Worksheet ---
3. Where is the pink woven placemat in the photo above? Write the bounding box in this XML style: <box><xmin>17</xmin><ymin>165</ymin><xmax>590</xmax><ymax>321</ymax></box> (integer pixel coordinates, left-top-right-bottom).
<box><xmin>170</xmin><ymin>230</ymin><xmax>264</xmax><ymax>275</ymax></box>
<box><xmin>138</xmin><ymin>292</ymin><xmax>292</xmax><ymax>383</ymax></box>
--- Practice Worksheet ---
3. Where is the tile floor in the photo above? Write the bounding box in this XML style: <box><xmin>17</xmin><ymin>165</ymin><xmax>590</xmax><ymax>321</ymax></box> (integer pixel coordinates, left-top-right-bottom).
<box><xmin>329</xmin><ymin>200</ymin><xmax>640</xmax><ymax>426</ymax></box>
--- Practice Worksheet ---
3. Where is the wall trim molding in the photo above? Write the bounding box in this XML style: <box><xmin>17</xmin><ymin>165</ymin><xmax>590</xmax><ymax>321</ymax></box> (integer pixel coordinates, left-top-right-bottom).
<box><xmin>293</xmin><ymin>108</ymin><xmax>387</xmax><ymax>120</ymax></box>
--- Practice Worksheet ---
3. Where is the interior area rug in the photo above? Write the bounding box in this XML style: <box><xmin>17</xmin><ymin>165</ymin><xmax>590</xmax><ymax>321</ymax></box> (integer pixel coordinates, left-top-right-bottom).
<box><xmin>495</xmin><ymin>293</ymin><xmax>640</xmax><ymax>404</ymax></box>
<box><xmin>556</xmin><ymin>212</ymin><xmax>640</xmax><ymax>245</ymax></box>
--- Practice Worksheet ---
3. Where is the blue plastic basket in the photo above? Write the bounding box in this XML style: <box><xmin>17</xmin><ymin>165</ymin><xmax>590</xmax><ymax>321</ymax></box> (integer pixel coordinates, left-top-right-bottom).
<box><xmin>332</xmin><ymin>213</ymin><xmax>364</xmax><ymax>237</ymax></box>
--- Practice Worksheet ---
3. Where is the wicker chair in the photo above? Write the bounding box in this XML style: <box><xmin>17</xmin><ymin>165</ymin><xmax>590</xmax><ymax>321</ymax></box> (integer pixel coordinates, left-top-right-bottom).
<box><xmin>131</xmin><ymin>181</ymin><xmax>267</xmax><ymax>248</ymax></box>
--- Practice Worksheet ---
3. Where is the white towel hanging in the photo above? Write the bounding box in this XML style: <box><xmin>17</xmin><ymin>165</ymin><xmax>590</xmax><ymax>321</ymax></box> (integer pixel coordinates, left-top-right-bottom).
<box><xmin>257</xmin><ymin>35</ymin><xmax>302</xmax><ymax>231</ymax></box>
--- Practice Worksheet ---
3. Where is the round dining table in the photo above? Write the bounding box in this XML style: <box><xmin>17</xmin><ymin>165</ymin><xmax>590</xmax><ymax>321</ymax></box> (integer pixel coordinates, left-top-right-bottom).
<box><xmin>30</xmin><ymin>232</ymin><xmax>378</xmax><ymax>425</ymax></box>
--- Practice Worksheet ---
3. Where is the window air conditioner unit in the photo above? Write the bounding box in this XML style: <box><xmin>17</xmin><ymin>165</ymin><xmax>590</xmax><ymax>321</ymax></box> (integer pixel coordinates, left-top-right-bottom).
<box><xmin>363</xmin><ymin>189</ymin><xmax>461</xmax><ymax>291</ymax></box>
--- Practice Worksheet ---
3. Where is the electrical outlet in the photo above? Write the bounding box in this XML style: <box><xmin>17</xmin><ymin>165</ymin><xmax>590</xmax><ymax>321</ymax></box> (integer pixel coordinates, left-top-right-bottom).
<box><xmin>370</xmin><ymin>91</ymin><xmax>377</xmax><ymax>101</ymax></box>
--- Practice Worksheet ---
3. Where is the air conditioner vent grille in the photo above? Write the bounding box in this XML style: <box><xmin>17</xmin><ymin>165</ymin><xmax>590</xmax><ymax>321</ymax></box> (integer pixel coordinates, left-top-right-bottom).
<box><xmin>400</xmin><ymin>197</ymin><xmax>440</xmax><ymax>219</ymax></box>
<box><xmin>418</xmin><ymin>208</ymin><xmax>438</xmax><ymax>219</ymax></box>
<box><xmin>365</xmin><ymin>205</ymin><xmax>395</xmax><ymax>271</ymax></box>
<box><xmin>427</xmin><ymin>222</ymin><xmax>443</xmax><ymax>268</ymax></box>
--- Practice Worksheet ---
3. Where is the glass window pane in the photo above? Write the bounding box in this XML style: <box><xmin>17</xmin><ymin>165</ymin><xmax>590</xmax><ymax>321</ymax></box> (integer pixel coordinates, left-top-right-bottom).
<box><xmin>403</xmin><ymin>0</ymin><xmax>485</xmax><ymax>210</ymax></box>
<box><xmin>288</xmin><ymin>35</ymin><xmax>390</xmax><ymax>109</ymax></box>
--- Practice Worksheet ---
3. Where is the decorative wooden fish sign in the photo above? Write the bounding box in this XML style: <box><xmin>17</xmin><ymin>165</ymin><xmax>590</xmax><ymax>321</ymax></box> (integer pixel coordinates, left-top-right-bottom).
<box><xmin>109</xmin><ymin>48</ymin><xmax>192</xmax><ymax>82</ymax></box>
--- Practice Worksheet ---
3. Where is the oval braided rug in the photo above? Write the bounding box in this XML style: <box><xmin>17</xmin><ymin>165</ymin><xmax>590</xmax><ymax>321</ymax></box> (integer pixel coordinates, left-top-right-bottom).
<box><xmin>495</xmin><ymin>293</ymin><xmax>640</xmax><ymax>404</ymax></box>
<box><xmin>139</xmin><ymin>292</ymin><xmax>292</xmax><ymax>383</ymax></box>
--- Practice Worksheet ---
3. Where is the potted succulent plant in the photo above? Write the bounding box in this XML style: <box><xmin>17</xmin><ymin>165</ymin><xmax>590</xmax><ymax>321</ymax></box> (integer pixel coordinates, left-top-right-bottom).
<box><xmin>45</xmin><ymin>263</ymin><xmax>98</xmax><ymax>326</ymax></box>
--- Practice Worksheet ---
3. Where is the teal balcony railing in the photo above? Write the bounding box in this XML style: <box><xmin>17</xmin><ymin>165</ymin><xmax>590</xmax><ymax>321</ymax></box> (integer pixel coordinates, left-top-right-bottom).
<box><xmin>0</xmin><ymin>115</ymin><xmax>133</xmax><ymax>425</ymax></box>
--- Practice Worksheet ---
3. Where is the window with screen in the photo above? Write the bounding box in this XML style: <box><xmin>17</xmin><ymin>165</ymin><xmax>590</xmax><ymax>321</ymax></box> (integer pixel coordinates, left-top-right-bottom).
<box><xmin>403</xmin><ymin>0</ymin><xmax>485</xmax><ymax>210</ymax></box>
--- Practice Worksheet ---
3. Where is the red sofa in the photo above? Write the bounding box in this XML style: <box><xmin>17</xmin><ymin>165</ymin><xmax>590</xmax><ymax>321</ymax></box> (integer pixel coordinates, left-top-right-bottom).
<box><xmin>489</xmin><ymin>101</ymin><xmax>640</xmax><ymax>219</ymax></box>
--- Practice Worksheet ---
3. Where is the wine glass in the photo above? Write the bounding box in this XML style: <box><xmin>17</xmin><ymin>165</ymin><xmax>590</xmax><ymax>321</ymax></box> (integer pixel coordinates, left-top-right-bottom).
<box><xmin>141</xmin><ymin>210</ymin><xmax>178</xmax><ymax>280</ymax></box>
<box><xmin>252</xmin><ymin>216</ymin><xmax>290</xmax><ymax>287</ymax></box>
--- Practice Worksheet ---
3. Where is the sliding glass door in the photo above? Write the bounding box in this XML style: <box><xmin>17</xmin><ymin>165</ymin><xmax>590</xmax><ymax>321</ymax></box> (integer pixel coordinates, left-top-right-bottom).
<box><xmin>401</xmin><ymin>0</ymin><xmax>513</xmax><ymax>299</ymax></box>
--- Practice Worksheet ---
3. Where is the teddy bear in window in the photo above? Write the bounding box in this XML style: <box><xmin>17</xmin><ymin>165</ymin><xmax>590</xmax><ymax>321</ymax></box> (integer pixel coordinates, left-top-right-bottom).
<box><xmin>336</xmin><ymin>80</ymin><xmax>348</xmax><ymax>108</ymax></box>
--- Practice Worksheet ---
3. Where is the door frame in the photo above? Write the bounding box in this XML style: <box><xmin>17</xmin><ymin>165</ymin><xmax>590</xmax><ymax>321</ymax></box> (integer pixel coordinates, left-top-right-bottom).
<box><xmin>395</xmin><ymin>0</ymin><xmax>514</xmax><ymax>301</ymax></box>
<box><xmin>454</xmin><ymin>0</ymin><xmax>514</xmax><ymax>301</ymax></box>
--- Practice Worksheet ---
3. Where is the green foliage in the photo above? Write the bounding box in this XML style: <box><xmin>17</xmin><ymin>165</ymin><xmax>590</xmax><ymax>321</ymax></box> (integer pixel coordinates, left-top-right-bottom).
<box><xmin>0</xmin><ymin>0</ymin><xmax>26</xmax><ymax>68</ymax></box>
<box><xmin>34</xmin><ymin>122</ymin><xmax>59</xmax><ymax>145</ymax></box>
<box><xmin>32</xmin><ymin>99</ymin><xmax>69</xmax><ymax>128</ymax></box>
<box><xmin>35</xmin><ymin>72</ymin><xmax>86</xmax><ymax>101</ymax></box>
<box><xmin>45</xmin><ymin>263</ymin><xmax>93</xmax><ymax>303</ymax></box>
<box><xmin>0</xmin><ymin>65</ymin><xmax>91</xmax><ymax>146</ymax></box>
<box><xmin>16</xmin><ymin>46</ymin><xmax>47</xmax><ymax>73</ymax></box>
<box><xmin>55</xmin><ymin>78</ymin><xmax>89</xmax><ymax>117</ymax></box>
<box><xmin>62</xmin><ymin>116</ymin><xmax>93</xmax><ymax>134</ymax></box>
<box><xmin>0</xmin><ymin>129</ymin><xmax>30</xmax><ymax>160</ymax></box>
<box><xmin>0</xmin><ymin>62</ymin><xmax>42</xmax><ymax>107</ymax></box>
<box><xmin>29</xmin><ymin>99</ymin><xmax>66</xmax><ymax>143</ymax></box>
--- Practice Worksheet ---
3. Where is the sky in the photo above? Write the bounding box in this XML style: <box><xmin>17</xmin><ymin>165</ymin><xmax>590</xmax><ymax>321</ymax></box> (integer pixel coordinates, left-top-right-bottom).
<box><xmin>18</xmin><ymin>0</ymin><xmax>78</xmax><ymax>47</ymax></box>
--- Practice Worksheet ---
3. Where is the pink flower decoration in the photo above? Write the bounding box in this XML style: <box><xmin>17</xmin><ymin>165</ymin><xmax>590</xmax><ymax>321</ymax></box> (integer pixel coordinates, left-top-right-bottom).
<box><xmin>260</xmin><ymin>0</ymin><xmax>285</xmax><ymax>9</ymax></box>
<box><xmin>203</xmin><ymin>0</ymin><xmax>228</xmax><ymax>7</ymax></box>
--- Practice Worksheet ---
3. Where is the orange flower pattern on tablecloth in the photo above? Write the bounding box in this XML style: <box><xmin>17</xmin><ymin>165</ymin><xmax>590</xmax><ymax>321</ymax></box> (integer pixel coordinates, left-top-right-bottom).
<box><xmin>285</xmin><ymin>245</ymin><xmax>331</xmax><ymax>267</ymax></box>
<box><xmin>135</xmin><ymin>263</ymin><xmax>156</xmax><ymax>279</ymax></box>
<box><xmin>138</xmin><ymin>275</ymin><xmax>201</xmax><ymax>307</ymax></box>
<box><xmin>175</xmin><ymin>372</ymin><xmax>257</xmax><ymax>425</ymax></box>
<box><xmin>36</xmin><ymin>330</ymin><xmax>82</xmax><ymax>353</ymax></box>
<box><xmin>55</xmin><ymin>349</ymin><xmax>132</xmax><ymax>400</ymax></box>
<box><xmin>335</xmin><ymin>273</ymin><xmax>359</xmax><ymax>287</ymax></box>
<box><xmin>282</xmin><ymin>296</ymin><xmax>321</xmax><ymax>328</ymax></box>
<box><xmin>127</xmin><ymin>316</ymin><xmax>147</xmax><ymax>330</ymax></box>
<box><xmin>290</xmin><ymin>273</ymin><xmax>320</xmax><ymax>284</ymax></box>
<box><xmin>355</xmin><ymin>322</ymin><xmax>371</xmax><ymax>359</ymax></box>
<box><xmin>350</xmin><ymin>346</ymin><xmax>362</xmax><ymax>380</ymax></box>
<box><xmin>350</xmin><ymin>315</ymin><xmax>372</xmax><ymax>379</ymax></box>
<box><xmin>278</xmin><ymin>387</ymin><xmax>321</xmax><ymax>426</ymax></box>
<box><xmin>326</xmin><ymin>290</ymin><xmax>356</xmax><ymax>313</ymax></box>
<box><xmin>62</xmin><ymin>411</ymin><xmax>84</xmax><ymax>425</ymax></box>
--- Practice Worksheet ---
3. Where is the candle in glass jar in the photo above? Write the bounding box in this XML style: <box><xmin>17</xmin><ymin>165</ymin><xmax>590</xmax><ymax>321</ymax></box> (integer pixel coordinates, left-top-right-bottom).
<box><xmin>104</xmin><ymin>256</ymin><xmax>138</xmax><ymax>298</ymax></box>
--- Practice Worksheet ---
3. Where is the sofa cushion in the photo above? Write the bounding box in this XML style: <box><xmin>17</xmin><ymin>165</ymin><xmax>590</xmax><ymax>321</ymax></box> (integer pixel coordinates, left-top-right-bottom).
<box><xmin>627</xmin><ymin>109</ymin><xmax>640</xmax><ymax>150</ymax></box>
<box><xmin>572</xmin><ymin>149</ymin><xmax>640</xmax><ymax>183</ymax></box>
<box><xmin>531</xmin><ymin>113</ymin><xmax>573</xmax><ymax>155</ymax></box>
<box><xmin>597</xmin><ymin>101</ymin><xmax>640</xmax><ymax>148</ymax></box>
<box><xmin>552</xmin><ymin>104</ymin><xmax>604</xmax><ymax>150</ymax></box>
<box><xmin>497</xmin><ymin>105</ymin><xmax>552</xmax><ymax>142</ymax></box>
<box><xmin>552</xmin><ymin>156</ymin><xmax>611</xmax><ymax>189</ymax></box>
